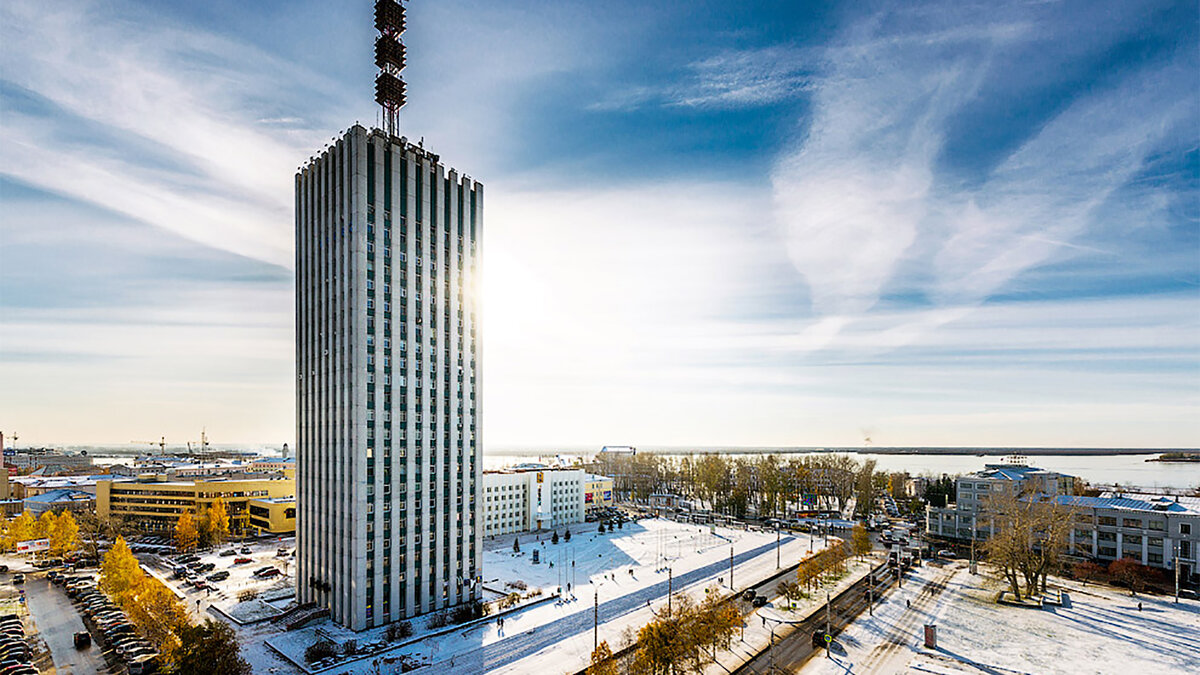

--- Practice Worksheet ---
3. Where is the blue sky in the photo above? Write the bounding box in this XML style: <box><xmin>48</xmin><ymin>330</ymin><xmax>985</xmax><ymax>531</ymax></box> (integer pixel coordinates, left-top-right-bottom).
<box><xmin>1</xmin><ymin>0</ymin><xmax>1197</xmax><ymax>449</ymax></box>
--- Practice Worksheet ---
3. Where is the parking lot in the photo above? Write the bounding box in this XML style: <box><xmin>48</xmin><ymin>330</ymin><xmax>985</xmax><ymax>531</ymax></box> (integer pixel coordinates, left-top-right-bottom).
<box><xmin>23</xmin><ymin>572</ymin><xmax>108</xmax><ymax>674</ymax></box>
<box><xmin>140</xmin><ymin>536</ymin><xmax>296</xmax><ymax>623</ymax></box>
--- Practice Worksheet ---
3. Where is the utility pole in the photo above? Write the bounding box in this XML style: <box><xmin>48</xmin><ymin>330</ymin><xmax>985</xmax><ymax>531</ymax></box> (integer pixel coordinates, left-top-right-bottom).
<box><xmin>593</xmin><ymin>589</ymin><xmax>598</xmax><ymax>653</ymax></box>
<box><xmin>730</xmin><ymin>545</ymin><xmax>734</xmax><ymax>590</ymax></box>
<box><xmin>668</xmin><ymin>567</ymin><xmax>673</xmax><ymax>614</ymax></box>
<box><xmin>776</xmin><ymin>524</ymin><xmax>781</xmax><ymax>569</ymax></box>
<box><xmin>825</xmin><ymin>591</ymin><xmax>831</xmax><ymax>658</ymax></box>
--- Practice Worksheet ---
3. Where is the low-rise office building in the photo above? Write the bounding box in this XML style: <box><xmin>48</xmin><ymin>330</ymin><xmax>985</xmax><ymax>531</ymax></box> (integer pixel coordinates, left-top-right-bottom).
<box><xmin>585</xmin><ymin>474</ymin><xmax>614</xmax><ymax>512</ymax></box>
<box><xmin>483</xmin><ymin>466</ymin><xmax>588</xmax><ymax>537</ymax></box>
<box><xmin>248</xmin><ymin>496</ymin><xmax>297</xmax><ymax>535</ymax></box>
<box><xmin>96</xmin><ymin>475</ymin><xmax>294</xmax><ymax>536</ymax></box>
<box><xmin>926</xmin><ymin>464</ymin><xmax>1199</xmax><ymax>585</ymax></box>
<box><xmin>5</xmin><ymin>450</ymin><xmax>94</xmax><ymax>473</ymax></box>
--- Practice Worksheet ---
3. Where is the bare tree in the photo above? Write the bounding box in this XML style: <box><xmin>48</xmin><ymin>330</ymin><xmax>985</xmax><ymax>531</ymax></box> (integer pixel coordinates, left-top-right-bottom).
<box><xmin>982</xmin><ymin>486</ymin><xmax>1073</xmax><ymax>600</ymax></box>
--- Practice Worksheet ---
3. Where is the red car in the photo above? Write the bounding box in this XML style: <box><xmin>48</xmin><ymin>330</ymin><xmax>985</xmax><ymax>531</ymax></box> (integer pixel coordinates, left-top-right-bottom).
<box><xmin>232</xmin><ymin>558</ymin><xmax>252</xmax><ymax>565</ymax></box>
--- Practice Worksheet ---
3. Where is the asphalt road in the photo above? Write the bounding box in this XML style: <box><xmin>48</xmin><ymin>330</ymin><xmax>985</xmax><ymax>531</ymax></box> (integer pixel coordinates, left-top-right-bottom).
<box><xmin>23</xmin><ymin>574</ymin><xmax>108</xmax><ymax>675</ymax></box>
<box><xmin>736</xmin><ymin>563</ymin><xmax>901</xmax><ymax>673</ymax></box>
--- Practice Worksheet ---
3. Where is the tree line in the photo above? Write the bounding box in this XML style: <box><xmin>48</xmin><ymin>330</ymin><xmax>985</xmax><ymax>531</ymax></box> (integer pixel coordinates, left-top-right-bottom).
<box><xmin>595</xmin><ymin>452</ymin><xmax>925</xmax><ymax>519</ymax></box>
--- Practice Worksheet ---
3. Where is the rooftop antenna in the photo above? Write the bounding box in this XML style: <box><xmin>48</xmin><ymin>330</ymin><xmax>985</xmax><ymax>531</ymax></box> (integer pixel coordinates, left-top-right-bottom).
<box><xmin>374</xmin><ymin>0</ymin><xmax>408</xmax><ymax>136</ymax></box>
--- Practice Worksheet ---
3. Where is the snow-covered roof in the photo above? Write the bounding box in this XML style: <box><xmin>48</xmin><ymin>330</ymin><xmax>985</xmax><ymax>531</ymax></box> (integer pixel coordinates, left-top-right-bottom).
<box><xmin>1101</xmin><ymin>491</ymin><xmax>1200</xmax><ymax>510</ymax></box>
<box><xmin>1055</xmin><ymin>494</ymin><xmax>1200</xmax><ymax>515</ymax></box>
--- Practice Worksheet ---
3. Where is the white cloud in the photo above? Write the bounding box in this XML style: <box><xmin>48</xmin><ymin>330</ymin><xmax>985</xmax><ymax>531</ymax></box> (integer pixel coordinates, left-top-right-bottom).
<box><xmin>0</xmin><ymin>0</ymin><xmax>334</xmax><ymax>267</ymax></box>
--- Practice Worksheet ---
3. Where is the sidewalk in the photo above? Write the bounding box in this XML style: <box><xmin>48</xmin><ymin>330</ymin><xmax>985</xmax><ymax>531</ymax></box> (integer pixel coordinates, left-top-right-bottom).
<box><xmin>703</xmin><ymin>552</ymin><xmax>886</xmax><ymax>675</ymax></box>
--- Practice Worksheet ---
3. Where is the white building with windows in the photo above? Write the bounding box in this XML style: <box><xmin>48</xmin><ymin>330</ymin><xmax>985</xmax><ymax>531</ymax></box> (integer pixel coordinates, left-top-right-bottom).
<box><xmin>926</xmin><ymin>464</ymin><xmax>1200</xmax><ymax>585</ymax></box>
<box><xmin>483</xmin><ymin>467</ymin><xmax>587</xmax><ymax>537</ymax></box>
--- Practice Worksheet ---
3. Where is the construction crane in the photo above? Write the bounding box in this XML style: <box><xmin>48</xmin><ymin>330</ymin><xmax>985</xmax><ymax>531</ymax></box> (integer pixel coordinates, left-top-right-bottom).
<box><xmin>186</xmin><ymin>429</ymin><xmax>212</xmax><ymax>456</ymax></box>
<box><xmin>130</xmin><ymin>437</ymin><xmax>167</xmax><ymax>453</ymax></box>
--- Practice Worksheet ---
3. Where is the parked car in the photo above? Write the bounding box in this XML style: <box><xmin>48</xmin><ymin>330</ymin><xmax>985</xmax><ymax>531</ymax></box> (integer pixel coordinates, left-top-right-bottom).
<box><xmin>9</xmin><ymin>576</ymin><xmax>22</xmax><ymax>586</ymax></box>
<box><xmin>239</xmin><ymin>546</ymin><xmax>252</xmax><ymax>554</ymax></box>
<box><xmin>73</xmin><ymin>632</ymin><xmax>91</xmax><ymax>649</ymax></box>
<box><xmin>752</xmin><ymin>595</ymin><xmax>768</xmax><ymax>607</ymax></box>
<box><xmin>128</xmin><ymin>653</ymin><xmax>160</xmax><ymax>675</ymax></box>
<box><xmin>206</xmin><ymin>571</ymin><xmax>230</xmax><ymax>582</ymax></box>
<box><xmin>219</xmin><ymin>549</ymin><xmax>237</xmax><ymax>557</ymax></box>
<box><xmin>936</xmin><ymin>550</ymin><xmax>957</xmax><ymax>559</ymax></box>
<box><xmin>233</xmin><ymin>557</ymin><xmax>252</xmax><ymax>565</ymax></box>
<box><xmin>741</xmin><ymin>589</ymin><xmax>756</xmax><ymax>601</ymax></box>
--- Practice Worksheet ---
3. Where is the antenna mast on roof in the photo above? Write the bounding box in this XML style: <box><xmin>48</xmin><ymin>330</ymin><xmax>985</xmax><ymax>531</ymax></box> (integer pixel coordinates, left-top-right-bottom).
<box><xmin>374</xmin><ymin>0</ymin><xmax>408</xmax><ymax>136</ymax></box>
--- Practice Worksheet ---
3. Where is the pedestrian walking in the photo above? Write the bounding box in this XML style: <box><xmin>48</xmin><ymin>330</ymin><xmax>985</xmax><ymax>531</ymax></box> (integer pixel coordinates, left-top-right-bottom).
<box><xmin>1138</xmin><ymin>602</ymin><xmax>1143</xmax><ymax>611</ymax></box>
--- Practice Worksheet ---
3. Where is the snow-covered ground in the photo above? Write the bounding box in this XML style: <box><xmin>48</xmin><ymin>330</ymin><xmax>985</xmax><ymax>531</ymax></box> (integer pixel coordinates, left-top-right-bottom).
<box><xmin>800</xmin><ymin>562</ymin><xmax>1200</xmax><ymax>674</ymax></box>
<box><xmin>254</xmin><ymin>517</ymin><xmax>817</xmax><ymax>675</ymax></box>
<box><xmin>140</xmin><ymin>535</ymin><xmax>296</xmax><ymax>623</ymax></box>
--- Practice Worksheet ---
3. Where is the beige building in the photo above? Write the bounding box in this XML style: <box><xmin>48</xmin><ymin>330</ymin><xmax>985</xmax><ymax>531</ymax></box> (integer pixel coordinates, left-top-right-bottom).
<box><xmin>97</xmin><ymin>476</ymin><xmax>294</xmax><ymax>536</ymax></box>
<box><xmin>584</xmin><ymin>474</ymin><xmax>614</xmax><ymax>512</ymax></box>
<box><xmin>248</xmin><ymin>497</ymin><xmax>297</xmax><ymax>535</ymax></box>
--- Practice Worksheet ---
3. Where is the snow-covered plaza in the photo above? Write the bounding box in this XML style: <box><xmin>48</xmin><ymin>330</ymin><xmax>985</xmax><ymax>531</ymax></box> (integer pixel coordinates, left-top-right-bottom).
<box><xmin>800</xmin><ymin>561</ymin><xmax>1200</xmax><ymax>675</ymax></box>
<box><xmin>248</xmin><ymin>516</ymin><xmax>817</xmax><ymax>674</ymax></box>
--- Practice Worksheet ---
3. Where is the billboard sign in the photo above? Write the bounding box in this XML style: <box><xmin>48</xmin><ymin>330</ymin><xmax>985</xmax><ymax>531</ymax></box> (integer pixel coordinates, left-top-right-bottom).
<box><xmin>603</xmin><ymin>490</ymin><xmax>612</xmax><ymax>502</ymax></box>
<box><xmin>16</xmin><ymin>538</ymin><xmax>50</xmax><ymax>553</ymax></box>
<box><xmin>585</xmin><ymin>492</ymin><xmax>594</xmax><ymax>504</ymax></box>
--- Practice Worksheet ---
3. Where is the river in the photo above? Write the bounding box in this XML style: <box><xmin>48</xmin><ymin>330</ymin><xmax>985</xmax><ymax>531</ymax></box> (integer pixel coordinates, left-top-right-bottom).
<box><xmin>483</xmin><ymin>450</ymin><xmax>1200</xmax><ymax>490</ymax></box>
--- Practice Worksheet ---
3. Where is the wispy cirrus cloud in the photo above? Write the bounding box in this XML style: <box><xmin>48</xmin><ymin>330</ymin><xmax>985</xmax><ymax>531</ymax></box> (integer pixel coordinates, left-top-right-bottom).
<box><xmin>772</xmin><ymin>0</ymin><xmax>1197</xmax><ymax>333</ymax></box>
<box><xmin>590</xmin><ymin>45</ymin><xmax>814</xmax><ymax>112</ymax></box>
<box><xmin>0</xmin><ymin>0</ymin><xmax>341</xmax><ymax>267</ymax></box>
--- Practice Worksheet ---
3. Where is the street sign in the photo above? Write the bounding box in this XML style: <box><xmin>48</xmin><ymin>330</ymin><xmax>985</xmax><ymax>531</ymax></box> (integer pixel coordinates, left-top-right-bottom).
<box><xmin>824</xmin><ymin>634</ymin><xmax>832</xmax><ymax>643</ymax></box>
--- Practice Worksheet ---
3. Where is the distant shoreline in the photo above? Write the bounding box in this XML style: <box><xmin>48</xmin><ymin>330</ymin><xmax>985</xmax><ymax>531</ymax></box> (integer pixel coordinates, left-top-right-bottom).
<box><xmin>486</xmin><ymin>446</ymin><xmax>1193</xmax><ymax>458</ymax></box>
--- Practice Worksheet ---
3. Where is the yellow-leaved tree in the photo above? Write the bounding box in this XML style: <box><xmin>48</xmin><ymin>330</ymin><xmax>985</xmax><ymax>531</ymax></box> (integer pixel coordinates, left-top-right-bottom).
<box><xmin>49</xmin><ymin>510</ymin><xmax>81</xmax><ymax>557</ymax></box>
<box><xmin>5</xmin><ymin>511</ymin><xmax>38</xmax><ymax>552</ymax></box>
<box><xmin>37</xmin><ymin>510</ymin><xmax>57</xmax><ymax>540</ymax></box>
<box><xmin>100</xmin><ymin>536</ymin><xmax>145</xmax><ymax>604</ymax></box>
<box><xmin>176</xmin><ymin>511</ymin><xmax>199</xmax><ymax>552</ymax></box>
<box><xmin>208</xmin><ymin>498</ymin><xmax>230</xmax><ymax>545</ymax></box>
<box><xmin>126</xmin><ymin>576</ymin><xmax>192</xmax><ymax>666</ymax></box>
<box><xmin>851</xmin><ymin>523</ymin><xmax>872</xmax><ymax>560</ymax></box>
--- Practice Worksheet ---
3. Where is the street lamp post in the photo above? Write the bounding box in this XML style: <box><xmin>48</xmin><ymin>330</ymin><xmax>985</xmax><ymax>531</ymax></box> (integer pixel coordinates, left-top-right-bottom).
<box><xmin>776</xmin><ymin>524</ymin><xmax>781</xmax><ymax>569</ymax></box>
<box><xmin>1175</xmin><ymin>542</ymin><xmax>1181</xmax><ymax>604</ymax></box>
<box><xmin>730</xmin><ymin>545</ymin><xmax>734</xmax><ymax>590</ymax></box>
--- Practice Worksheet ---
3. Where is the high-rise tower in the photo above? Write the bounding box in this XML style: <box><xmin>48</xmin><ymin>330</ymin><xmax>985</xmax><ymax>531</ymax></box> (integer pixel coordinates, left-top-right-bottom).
<box><xmin>296</xmin><ymin>0</ymin><xmax>481</xmax><ymax>631</ymax></box>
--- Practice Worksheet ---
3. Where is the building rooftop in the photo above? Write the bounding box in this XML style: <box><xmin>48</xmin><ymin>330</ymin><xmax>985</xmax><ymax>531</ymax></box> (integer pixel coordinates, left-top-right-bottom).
<box><xmin>1055</xmin><ymin>494</ymin><xmax>1200</xmax><ymax>515</ymax></box>
<box><xmin>253</xmin><ymin>496</ymin><xmax>297</xmax><ymax>504</ymax></box>
<box><xmin>24</xmin><ymin>488</ymin><xmax>95</xmax><ymax>504</ymax></box>
<box><xmin>972</xmin><ymin>464</ymin><xmax>1064</xmax><ymax>481</ymax></box>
